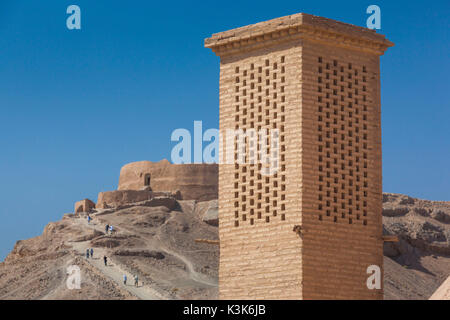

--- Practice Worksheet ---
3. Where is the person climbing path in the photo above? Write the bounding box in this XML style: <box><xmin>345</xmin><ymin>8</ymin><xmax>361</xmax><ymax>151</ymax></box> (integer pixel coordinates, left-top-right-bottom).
<box><xmin>87</xmin><ymin>215</ymin><xmax>91</xmax><ymax>224</ymax></box>
<box><xmin>105</xmin><ymin>224</ymin><xmax>109</xmax><ymax>234</ymax></box>
<box><xmin>90</xmin><ymin>248</ymin><xmax>94</xmax><ymax>258</ymax></box>
<box><xmin>123</xmin><ymin>274</ymin><xmax>127</xmax><ymax>285</ymax></box>
<box><xmin>86</xmin><ymin>248</ymin><xmax>90</xmax><ymax>259</ymax></box>
<box><xmin>70</xmin><ymin>215</ymin><xmax>165</xmax><ymax>300</ymax></box>
<box><xmin>134</xmin><ymin>275</ymin><xmax>139</xmax><ymax>287</ymax></box>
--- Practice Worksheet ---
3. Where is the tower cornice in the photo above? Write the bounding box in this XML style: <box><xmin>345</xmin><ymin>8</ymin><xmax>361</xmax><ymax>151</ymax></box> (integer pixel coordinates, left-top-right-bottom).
<box><xmin>205</xmin><ymin>13</ymin><xmax>394</xmax><ymax>57</ymax></box>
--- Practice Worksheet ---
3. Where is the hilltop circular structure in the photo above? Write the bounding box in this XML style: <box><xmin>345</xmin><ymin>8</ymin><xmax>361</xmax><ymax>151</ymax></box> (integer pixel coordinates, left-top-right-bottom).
<box><xmin>118</xmin><ymin>159</ymin><xmax>218</xmax><ymax>201</ymax></box>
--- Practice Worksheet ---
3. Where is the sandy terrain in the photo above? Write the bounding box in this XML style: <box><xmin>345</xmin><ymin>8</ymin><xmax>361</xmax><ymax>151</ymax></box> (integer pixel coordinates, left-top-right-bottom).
<box><xmin>0</xmin><ymin>193</ymin><xmax>448</xmax><ymax>300</ymax></box>
<box><xmin>383</xmin><ymin>193</ymin><xmax>450</xmax><ymax>299</ymax></box>
<box><xmin>0</xmin><ymin>199</ymin><xmax>218</xmax><ymax>300</ymax></box>
<box><xmin>429</xmin><ymin>276</ymin><xmax>450</xmax><ymax>300</ymax></box>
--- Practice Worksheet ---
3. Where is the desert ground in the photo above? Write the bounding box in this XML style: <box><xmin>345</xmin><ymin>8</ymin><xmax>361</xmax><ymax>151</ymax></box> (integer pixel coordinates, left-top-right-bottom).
<box><xmin>0</xmin><ymin>193</ymin><xmax>449</xmax><ymax>300</ymax></box>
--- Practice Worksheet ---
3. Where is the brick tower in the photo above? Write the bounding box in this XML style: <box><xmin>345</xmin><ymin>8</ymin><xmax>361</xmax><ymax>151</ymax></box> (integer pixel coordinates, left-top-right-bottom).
<box><xmin>205</xmin><ymin>13</ymin><xmax>393</xmax><ymax>299</ymax></box>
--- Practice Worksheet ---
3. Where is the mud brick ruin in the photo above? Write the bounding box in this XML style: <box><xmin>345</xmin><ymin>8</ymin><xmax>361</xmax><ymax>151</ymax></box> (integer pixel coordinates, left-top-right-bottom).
<box><xmin>205</xmin><ymin>13</ymin><xmax>393</xmax><ymax>299</ymax></box>
<box><xmin>75</xmin><ymin>159</ymin><xmax>218</xmax><ymax>210</ymax></box>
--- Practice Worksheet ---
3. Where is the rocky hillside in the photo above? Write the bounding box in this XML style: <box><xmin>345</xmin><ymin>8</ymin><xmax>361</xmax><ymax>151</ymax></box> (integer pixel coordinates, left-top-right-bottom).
<box><xmin>0</xmin><ymin>193</ymin><xmax>448</xmax><ymax>299</ymax></box>
<box><xmin>0</xmin><ymin>198</ymin><xmax>219</xmax><ymax>300</ymax></box>
<box><xmin>383</xmin><ymin>193</ymin><xmax>450</xmax><ymax>299</ymax></box>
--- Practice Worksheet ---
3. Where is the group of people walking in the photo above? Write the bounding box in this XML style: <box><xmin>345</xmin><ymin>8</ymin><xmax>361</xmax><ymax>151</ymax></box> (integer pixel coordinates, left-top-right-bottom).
<box><xmin>85</xmin><ymin>248</ymin><xmax>94</xmax><ymax>259</ymax></box>
<box><xmin>105</xmin><ymin>224</ymin><xmax>114</xmax><ymax>235</ymax></box>
<box><xmin>86</xmin><ymin>247</ymin><xmax>108</xmax><ymax>267</ymax></box>
<box><xmin>85</xmin><ymin>214</ymin><xmax>115</xmax><ymax>235</ymax></box>
<box><xmin>83</xmin><ymin>215</ymin><xmax>141</xmax><ymax>290</ymax></box>
<box><xmin>123</xmin><ymin>274</ymin><xmax>139</xmax><ymax>287</ymax></box>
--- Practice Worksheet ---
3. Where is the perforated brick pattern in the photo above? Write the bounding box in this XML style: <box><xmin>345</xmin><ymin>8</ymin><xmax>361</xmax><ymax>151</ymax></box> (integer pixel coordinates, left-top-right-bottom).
<box><xmin>217</xmin><ymin>44</ymin><xmax>304</xmax><ymax>300</ymax></box>
<box><xmin>232</xmin><ymin>57</ymin><xmax>288</xmax><ymax>227</ymax></box>
<box><xmin>315</xmin><ymin>57</ymin><xmax>370</xmax><ymax>226</ymax></box>
<box><xmin>300</xmin><ymin>41</ymin><xmax>384</xmax><ymax>300</ymax></box>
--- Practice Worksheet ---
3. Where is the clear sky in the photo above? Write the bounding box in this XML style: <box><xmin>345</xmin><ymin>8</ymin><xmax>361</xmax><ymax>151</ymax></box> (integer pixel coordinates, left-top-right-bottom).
<box><xmin>0</xmin><ymin>1</ymin><xmax>448</xmax><ymax>260</ymax></box>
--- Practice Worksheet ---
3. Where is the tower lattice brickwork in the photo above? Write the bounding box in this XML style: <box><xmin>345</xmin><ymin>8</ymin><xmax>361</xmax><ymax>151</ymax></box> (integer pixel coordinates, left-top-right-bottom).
<box><xmin>205</xmin><ymin>13</ymin><xmax>393</xmax><ymax>299</ymax></box>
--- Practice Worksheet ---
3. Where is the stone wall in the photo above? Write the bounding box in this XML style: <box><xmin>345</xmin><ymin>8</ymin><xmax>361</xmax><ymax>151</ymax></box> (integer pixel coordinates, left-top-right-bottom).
<box><xmin>96</xmin><ymin>190</ymin><xmax>180</xmax><ymax>209</ymax></box>
<box><xmin>300</xmin><ymin>39</ymin><xmax>384</xmax><ymax>300</ymax></box>
<box><xmin>117</xmin><ymin>159</ymin><xmax>218</xmax><ymax>201</ymax></box>
<box><xmin>215</xmin><ymin>43</ymin><xmax>304</xmax><ymax>300</ymax></box>
<box><xmin>74</xmin><ymin>199</ymin><xmax>95</xmax><ymax>213</ymax></box>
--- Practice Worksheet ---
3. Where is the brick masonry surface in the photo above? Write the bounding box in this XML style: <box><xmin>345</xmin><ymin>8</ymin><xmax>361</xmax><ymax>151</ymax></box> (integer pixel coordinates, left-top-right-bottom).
<box><xmin>205</xmin><ymin>13</ymin><xmax>393</xmax><ymax>300</ymax></box>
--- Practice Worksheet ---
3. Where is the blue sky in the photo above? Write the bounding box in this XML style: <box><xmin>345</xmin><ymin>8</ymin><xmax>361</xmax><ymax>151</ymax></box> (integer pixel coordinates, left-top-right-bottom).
<box><xmin>0</xmin><ymin>1</ymin><xmax>448</xmax><ymax>260</ymax></box>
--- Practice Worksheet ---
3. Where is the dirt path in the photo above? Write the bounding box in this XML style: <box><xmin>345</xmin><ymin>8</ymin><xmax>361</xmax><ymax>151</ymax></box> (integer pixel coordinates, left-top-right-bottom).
<box><xmin>94</xmin><ymin>210</ymin><xmax>217</xmax><ymax>289</ymax></box>
<box><xmin>114</xmin><ymin>211</ymin><xmax>218</xmax><ymax>288</ymax></box>
<box><xmin>154</xmin><ymin>214</ymin><xmax>217</xmax><ymax>288</ymax></box>
<box><xmin>69</xmin><ymin>217</ymin><xmax>166</xmax><ymax>300</ymax></box>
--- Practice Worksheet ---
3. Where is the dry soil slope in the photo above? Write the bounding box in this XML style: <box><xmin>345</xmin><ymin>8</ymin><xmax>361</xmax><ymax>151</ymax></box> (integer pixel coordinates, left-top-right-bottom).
<box><xmin>383</xmin><ymin>193</ymin><xmax>450</xmax><ymax>300</ymax></box>
<box><xmin>0</xmin><ymin>199</ymin><xmax>218</xmax><ymax>300</ymax></box>
<box><xmin>1</xmin><ymin>193</ymin><xmax>449</xmax><ymax>300</ymax></box>
<box><xmin>429</xmin><ymin>276</ymin><xmax>450</xmax><ymax>300</ymax></box>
